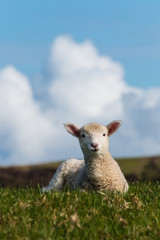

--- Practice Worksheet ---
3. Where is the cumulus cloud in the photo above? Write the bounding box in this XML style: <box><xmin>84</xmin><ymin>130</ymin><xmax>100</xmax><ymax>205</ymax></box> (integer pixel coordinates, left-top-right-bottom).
<box><xmin>49</xmin><ymin>36</ymin><xmax>128</xmax><ymax>121</ymax></box>
<box><xmin>0</xmin><ymin>67</ymin><xmax>56</xmax><ymax>165</ymax></box>
<box><xmin>119</xmin><ymin>90</ymin><xmax>160</xmax><ymax>156</ymax></box>
<box><xmin>0</xmin><ymin>35</ymin><xmax>160</xmax><ymax>165</ymax></box>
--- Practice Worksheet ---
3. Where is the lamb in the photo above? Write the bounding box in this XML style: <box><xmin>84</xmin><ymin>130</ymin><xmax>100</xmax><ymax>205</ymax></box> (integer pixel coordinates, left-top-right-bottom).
<box><xmin>42</xmin><ymin>121</ymin><xmax>129</xmax><ymax>193</ymax></box>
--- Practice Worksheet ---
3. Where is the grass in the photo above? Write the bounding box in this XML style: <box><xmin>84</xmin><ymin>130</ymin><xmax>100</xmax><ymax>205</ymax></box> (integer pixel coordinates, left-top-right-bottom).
<box><xmin>0</xmin><ymin>182</ymin><xmax>160</xmax><ymax>240</ymax></box>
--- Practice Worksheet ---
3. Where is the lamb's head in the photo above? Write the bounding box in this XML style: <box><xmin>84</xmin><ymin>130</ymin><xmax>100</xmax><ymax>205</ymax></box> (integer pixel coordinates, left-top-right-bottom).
<box><xmin>64</xmin><ymin>121</ymin><xmax>122</xmax><ymax>157</ymax></box>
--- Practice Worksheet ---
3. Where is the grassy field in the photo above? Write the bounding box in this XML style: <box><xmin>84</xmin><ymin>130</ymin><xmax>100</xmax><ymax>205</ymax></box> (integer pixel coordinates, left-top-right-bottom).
<box><xmin>0</xmin><ymin>182</ymin><xmax>160</xmax><ymax>240</ymax></box>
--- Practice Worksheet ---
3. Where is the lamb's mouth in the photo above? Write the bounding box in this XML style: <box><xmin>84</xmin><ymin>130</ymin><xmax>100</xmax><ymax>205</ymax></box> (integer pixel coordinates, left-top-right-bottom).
<box><xmin>91</xmin><ymin>148</ymin><xmax>99</xmax><ymax>152</ymax></box>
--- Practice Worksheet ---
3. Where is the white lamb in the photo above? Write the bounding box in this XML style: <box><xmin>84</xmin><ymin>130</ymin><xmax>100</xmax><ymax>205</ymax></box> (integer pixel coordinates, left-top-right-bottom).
<box><xmin>42</xmin><ymin>121</ymin><xmax>129</xmax><ymax>193</ymax></box>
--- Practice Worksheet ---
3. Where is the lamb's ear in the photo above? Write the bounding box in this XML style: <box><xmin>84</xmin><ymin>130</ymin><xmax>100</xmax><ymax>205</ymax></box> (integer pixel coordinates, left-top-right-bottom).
<box><xmin>106</xmin><ymin>121</ymin><xmax>122</xmax><ymax>136</ymax></box>
<box><xmin>63</xmin><ymin>123</ymin><xmax>80</xmax><ymax>138</ymax></box>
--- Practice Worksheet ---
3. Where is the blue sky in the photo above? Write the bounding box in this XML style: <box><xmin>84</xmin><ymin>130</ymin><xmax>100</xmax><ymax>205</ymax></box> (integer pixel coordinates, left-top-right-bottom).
<box><xmin>0</xmin><ymin>0</ymin><xmax>160</xmax><ymax>88</ymax></box>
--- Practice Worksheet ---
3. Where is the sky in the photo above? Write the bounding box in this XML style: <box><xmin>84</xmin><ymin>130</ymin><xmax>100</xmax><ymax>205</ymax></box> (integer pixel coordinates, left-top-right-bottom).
<box><xmin>0</xmin><ymin>1</ymin><xmax>160</xmax><ymax>165</ymax></box>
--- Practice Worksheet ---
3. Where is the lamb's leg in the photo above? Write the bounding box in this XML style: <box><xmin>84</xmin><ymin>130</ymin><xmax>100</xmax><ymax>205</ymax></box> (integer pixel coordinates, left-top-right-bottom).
<box><xmin>42</xmin><ymin>163</ymin><xmax>65</xmax><ymax>192</ymax></box>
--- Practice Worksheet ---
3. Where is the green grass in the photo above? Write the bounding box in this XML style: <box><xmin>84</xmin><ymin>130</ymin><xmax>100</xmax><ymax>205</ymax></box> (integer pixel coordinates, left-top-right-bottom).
<box><xmin>0</xmin><ymin>182</ymin><xmax>160</xmax><ymax>240</ymax></box>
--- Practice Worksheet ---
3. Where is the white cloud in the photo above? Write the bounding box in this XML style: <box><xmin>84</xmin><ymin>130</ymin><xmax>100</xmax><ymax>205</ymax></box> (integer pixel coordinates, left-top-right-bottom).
<box><xmin>49</xmin><ymin>36</ymin><xmax>128</xmax><ymax>120</ymax></box>
<box><xmin>0</xmin><ymin>66</ymin><xmax>56</xmax><ymax>165</ymax></box>
<box><xmin>0</xmin><ymin>36</ymin><xmax>160</xmax><ymax>165</ymax></box>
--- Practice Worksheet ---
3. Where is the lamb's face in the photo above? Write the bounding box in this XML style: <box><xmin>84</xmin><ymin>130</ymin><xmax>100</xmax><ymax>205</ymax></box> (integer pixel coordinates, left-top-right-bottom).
<box><xmin>79</xmin><ymin>123</ymin><xmax>109</xmax><ymax>156</ymax></box>
<box><xmin>64</xmin><ymin>121</ymin><xmax>122</xmax><ymax>158</ymax></box>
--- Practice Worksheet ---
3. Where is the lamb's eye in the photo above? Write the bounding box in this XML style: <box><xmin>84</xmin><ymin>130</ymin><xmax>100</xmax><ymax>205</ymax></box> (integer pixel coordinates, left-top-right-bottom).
<box><xmin>103</xmin><ymin>133</ymin><xmax>106</xmax><ymax>136</ymax></box>
<box><xmin>82</xmin><ymin>134</ymin><xmax>85</xmax><ymax>138</ymax></box>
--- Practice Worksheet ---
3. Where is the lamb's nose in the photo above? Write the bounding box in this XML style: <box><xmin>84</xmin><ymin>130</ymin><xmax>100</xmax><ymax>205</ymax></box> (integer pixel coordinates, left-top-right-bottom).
<box><xmin>91</xmin><ymin>143</ymin><xmax>98</xmax><ymax>148</ymax></box>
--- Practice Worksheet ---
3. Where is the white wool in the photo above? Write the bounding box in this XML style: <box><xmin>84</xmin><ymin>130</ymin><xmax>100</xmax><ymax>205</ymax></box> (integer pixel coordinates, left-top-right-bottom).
<box><xmin>42</xmin><ymin>121</ymin><xmax>129</xmax><ymax>193</ymax></box>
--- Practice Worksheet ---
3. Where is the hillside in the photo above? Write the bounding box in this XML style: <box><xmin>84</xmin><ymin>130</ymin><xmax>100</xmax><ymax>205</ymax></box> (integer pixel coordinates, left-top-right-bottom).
<box><xmin>0</xmin><ymin>156</ymin><xmax>160</xmax><ymax>187</ymax></box>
